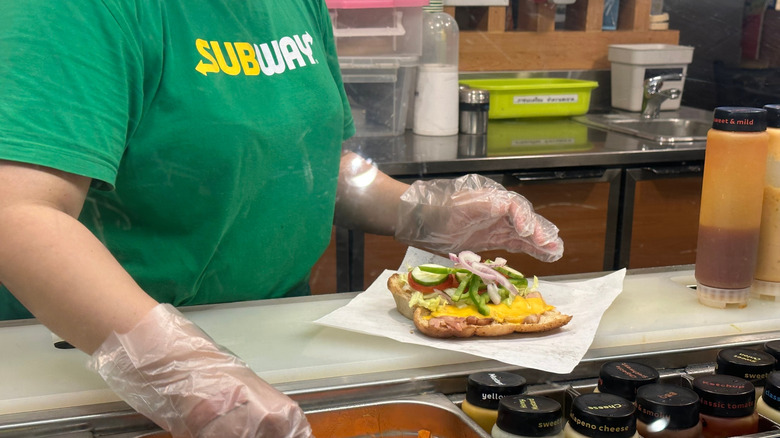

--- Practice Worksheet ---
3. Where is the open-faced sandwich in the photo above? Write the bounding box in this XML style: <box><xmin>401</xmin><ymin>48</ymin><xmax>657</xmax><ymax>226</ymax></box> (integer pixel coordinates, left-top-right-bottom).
<box><xmin>388</xmin><ymin>251</ymin><xmax>572</xmax><ymax>338</ymax></box>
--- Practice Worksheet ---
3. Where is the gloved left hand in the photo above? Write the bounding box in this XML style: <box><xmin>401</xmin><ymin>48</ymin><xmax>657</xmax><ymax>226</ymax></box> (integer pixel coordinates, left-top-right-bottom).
<box><xmin>88</xmin><ymin>303</ymin><xmax>312</xmax><ymax>438</ymax></box>
<box><xmin>394</xmin><ymin>174</ymin><xmax>563</xmax><ymax>262</ymax></box>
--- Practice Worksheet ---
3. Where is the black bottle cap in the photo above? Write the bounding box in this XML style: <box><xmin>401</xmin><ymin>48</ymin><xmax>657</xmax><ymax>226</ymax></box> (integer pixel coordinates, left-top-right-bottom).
<box><xmin>693</xmin><ymin>374</ymin><xmax>755</xmax><ymax>418</ymax></box>
<box><xmin>597</xmin><ymin>361</ymin><xmax>660</xmax><ymax>401</ymax></box>
<box><xmin>569</xmin><ymin>393</ymin><xmax>636</xmax><ymax>438</ymax></box>
<box><xmin>762</xmin><ymin>371</ymin><xmax>780</xmax><ymax>411</ymax></box>
<box><xmin>495</xmin><ymin>395</ymin><xmax>564</xmax><ymax>437</ymax></box>
<box><xmin>765</xmin><ymin>104</ymin><xmax>780</xmax><ymax>129</ymax></box>
<box><xmin>465</xmin><ymin>371</ymin><xmax>527</xmax><ymax>410</ymax></box>
<box><xmin>635</xmin><ymin>383</ymin><xmax>700</xmax><ymax>430</ymax></box>
<box><xmin>764</xmin><ymin>340</ymin><xmax>780</xmax><ymax>369</ymax></box>
<box><xmin>711</xmin><ymin>107</ymin><xmax>767</xmax><ymax>132</ymax></box>
<box><xmin>715</xmin><ymin>347</ymin><xmax>776</xmax><ymax>385</ymax></box>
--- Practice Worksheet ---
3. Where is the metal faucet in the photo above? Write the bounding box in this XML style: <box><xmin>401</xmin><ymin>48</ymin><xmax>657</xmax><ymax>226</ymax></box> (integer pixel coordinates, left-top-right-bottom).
<box><xmin>641</xmin><ymin>73</ymin><xmax>683</xmax><ymax>119</ymax></box>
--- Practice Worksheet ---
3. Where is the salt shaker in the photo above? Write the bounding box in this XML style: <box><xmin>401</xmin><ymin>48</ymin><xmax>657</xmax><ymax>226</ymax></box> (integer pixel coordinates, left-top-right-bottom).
<box><xmin>459</xmin><ymin>88</ymin><xmax>490</xmax><ymax>135</ymax></box>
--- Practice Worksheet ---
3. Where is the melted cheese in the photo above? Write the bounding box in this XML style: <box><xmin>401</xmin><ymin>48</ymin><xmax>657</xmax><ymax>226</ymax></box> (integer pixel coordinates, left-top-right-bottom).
<box><xmin>429</xmin><ymin>297</ymin><xmax>554</xmax><ymax>322</ymax></box>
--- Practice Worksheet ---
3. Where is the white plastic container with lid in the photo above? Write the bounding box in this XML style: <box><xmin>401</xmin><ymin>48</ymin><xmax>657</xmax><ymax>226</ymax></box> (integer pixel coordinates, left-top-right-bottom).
<box><xmin>608</xmin><ymin>44</ymin><xmax>694</xmax><ymax>112</ymax></box>
<box><xmin>339</xmin><ymin>54</ymin><xmax>419</xmax><ymax>137</ymax></box>
<box><xmin>326</xmin><ymin>0</ymin><xmax>428</xmax><ymax>57</ymax></box>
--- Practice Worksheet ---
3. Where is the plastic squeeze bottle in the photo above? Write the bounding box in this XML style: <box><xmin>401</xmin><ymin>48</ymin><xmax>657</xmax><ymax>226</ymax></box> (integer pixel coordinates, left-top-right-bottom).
<box><xmin>462</xmin><ymin>371</ymin><xmax>528</xmax><ymax>433</ymax></box>
<box><xmin>694</xmin><ymin>107</ymin><xmax>769</xmax><ymax>308</ymax></box>
<box><xmin>753</xmin><ymin>104</ymin><xmax>780</xmax><ymax>300</ymax></box>
<box><xmin>412</xmin><ymin>0</ymin><xmax>459</xmax><ymax>136</ymax></box>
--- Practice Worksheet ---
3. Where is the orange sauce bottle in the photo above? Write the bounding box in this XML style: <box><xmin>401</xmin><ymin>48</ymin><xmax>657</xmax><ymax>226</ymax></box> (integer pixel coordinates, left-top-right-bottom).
<box><xmin>753</xmin><ymin>104</ymin><xmax>780</xmax><ymax>300</ymax></box>
<box><xmin>695</xmin><ymin>107</ymin><xmax>769</xmax><ymax>308</ymax></box>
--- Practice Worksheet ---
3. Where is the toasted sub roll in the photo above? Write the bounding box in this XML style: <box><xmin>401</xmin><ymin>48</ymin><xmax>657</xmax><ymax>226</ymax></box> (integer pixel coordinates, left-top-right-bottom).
<box><xmin>387</xmin><ymin>272</ymin><xmax>572</xmax><ymax>338</ymax></box>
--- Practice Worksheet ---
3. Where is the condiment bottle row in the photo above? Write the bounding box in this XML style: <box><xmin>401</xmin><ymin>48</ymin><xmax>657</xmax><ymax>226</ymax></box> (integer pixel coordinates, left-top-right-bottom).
<box><xmin>461</xmin><ymin>342</ymin><xmax>780</xmax><ymax>438</ymax></box>
<box><xmin>695</xmin><ymin>105</ymin><xmax>780</xmax><ymax>308</ymax></box>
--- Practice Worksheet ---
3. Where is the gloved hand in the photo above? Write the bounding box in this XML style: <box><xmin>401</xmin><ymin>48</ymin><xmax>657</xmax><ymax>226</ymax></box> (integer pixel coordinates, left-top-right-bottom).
<box><xmin>88</xmin><ymin>304</ymin><xmax>312</xmax><ymax>438</ymax></box>
<box><xmin>395</xmin><ymin>174</ymin><xmax>563</xmax><ymax>262</ymax></box>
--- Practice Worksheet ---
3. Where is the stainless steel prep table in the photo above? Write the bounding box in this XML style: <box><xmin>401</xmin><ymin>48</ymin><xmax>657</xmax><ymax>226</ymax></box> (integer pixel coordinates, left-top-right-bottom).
<box><xmin>3</xmin><ymin>265</ymin><xmax>780</xmax><ymax>437</ymax></box>
<box><xmin>338</xmin><ymin>107</ymin><xmax>710</xmax><ymax>291</ymax></box>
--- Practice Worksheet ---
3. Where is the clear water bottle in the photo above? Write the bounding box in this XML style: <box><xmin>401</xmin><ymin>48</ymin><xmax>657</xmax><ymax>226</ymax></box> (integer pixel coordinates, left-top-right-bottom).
<box><xmin>412</xmin><ymin>0</ymin><xmax>459</xmax><ymax>136</ymax></box>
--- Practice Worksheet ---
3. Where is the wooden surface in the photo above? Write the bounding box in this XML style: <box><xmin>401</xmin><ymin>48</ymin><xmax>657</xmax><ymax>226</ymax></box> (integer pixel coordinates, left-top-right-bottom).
<box><xmin>448</xmin><ymin>0</ymin><xmax>679</xmax><ymax>72</ymax></box>
<box><xmin>458</xmin><ymin>29</ymin><xmax>679</xmax><ymax>71</ymax></box>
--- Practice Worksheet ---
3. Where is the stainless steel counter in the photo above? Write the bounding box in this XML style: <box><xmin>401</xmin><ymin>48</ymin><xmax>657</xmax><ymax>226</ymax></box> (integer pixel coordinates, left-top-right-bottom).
<box><xmin>336</xmin><ymin>107</ymin><xmax>711</xmax><ymax>290</ymax></box>
<box><xmin>3</xmin><ymin>265</ymin><xmax>780</xmax><ymax>437</ymax></box>
<box><xmin>343</xmin><ymin>107</ymin><xmax>710</xmax><ymax>178</ymax></box>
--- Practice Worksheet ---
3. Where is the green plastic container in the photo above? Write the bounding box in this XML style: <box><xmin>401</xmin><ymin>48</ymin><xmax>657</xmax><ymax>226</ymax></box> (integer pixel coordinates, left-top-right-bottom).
<box><xmin>459</xmin><ymin>78</ymin><xmax>599</xmax><ymax>119</ymax></box>
<box><xmin>486</xmin><ymin>118</ymin><xmax>593</xmax><ymax>156</ymax></box>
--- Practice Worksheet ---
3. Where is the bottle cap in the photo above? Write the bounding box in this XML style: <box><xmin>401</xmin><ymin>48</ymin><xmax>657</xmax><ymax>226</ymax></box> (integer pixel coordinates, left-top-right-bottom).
<box><xmin>765</xmin><ymin>104</ymin><xmax>780</xmax><ymax>129</ymax></box>
<box><xmin>716</xmin><ymin>348</ymin><xmax>776</xmax><ymax>385</ymax></box>
<box><xmin>693</xmin><ymin>374</ymin><xmax>756</xmax><ymax>418</ymax></box>
<box><xmin>762</xmin><ymin>371</ymin><xmax>780</xmax><ymax>411</ymax></box>
<box><xmin>597</xmin><ymin>361</ymin><xmax>660</xmax><ymax>401</ymax></box>
<box><xmin>695</xmin><ymin>283</ymin><xmax>750</xmax><ymax>309</ymax></box>
<box><xmin>459</xmin><ymin>88</ymin><xmax>490</xmax><ymax>105</ymax></box>
<box><xmin>764</xmin><ymin>340</ymin><xmax>780</xmax><ymax>368</ymax></box>
<box><xmin>495</xmin><ymin>395</ymin><xmax>564</xmax><ymax>437</ymax></box>
<box><xmin>635</xmin><ymin>383</ymin><xmax>700</xmax><ymax>430</ymax></box>
<box><xmin>423</xmin><ymin>0</ymin><xmax>443</xmax><ymax>12</ymax></box>
<box><xmin>465</xmin><ymin>371</ymin><xmax>527</xmax><ymax>410</ymax></box>
<box><xmin>568</xmin><ymin>393</ymin><xmax>636</xmax><ymax>438</ymax></box>
<box><xmin>711</xmin><ymin>107</ymin><xmax>767</xmax><ymax>132</ymax></box>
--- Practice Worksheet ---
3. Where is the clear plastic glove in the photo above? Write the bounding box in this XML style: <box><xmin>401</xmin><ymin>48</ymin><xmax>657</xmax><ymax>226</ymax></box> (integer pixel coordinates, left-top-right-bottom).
<box><xmin>395</xmin><ymin>174</ymin><xmax>563</xmax><ymax>262</ymax></box>
<box><xmin>88</xmin><ymin>304</ymin><xmax>312</xmax><ymax>438</ymax></box>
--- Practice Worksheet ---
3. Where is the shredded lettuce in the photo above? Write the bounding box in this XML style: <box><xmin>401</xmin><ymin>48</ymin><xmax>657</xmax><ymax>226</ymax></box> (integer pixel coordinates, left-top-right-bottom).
<box><xmin>408</xmin><ymin>291</ymin><xmax>445</xmax><ymax>312</ymax></box>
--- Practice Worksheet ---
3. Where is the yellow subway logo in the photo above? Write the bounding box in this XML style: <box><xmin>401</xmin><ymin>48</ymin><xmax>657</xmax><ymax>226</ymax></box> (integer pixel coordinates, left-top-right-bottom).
<box><xmin>195</xmin><ymin>32</ymin><xmax>317</xmax><ymax>76</ymax></box>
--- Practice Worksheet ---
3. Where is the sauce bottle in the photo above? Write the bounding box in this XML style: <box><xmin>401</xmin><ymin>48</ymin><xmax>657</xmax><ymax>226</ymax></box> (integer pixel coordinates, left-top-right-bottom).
<box><xmin>757</xmin><ymin>370</ymin><xmax>780</xmax><ymax>424</ymax></box>
<box><xmin>596</xmin><ymin>361</ymin><xmax>660</xmax><ymax>402</ymax></box>
<box><xmin>492</xmin><ymin>395</ymin><xmax>565</xmax><ymax>438</ymax></box>
<box><xmin>462</xmin><ymin>371</ymin><xmax>528</xmax><ymax>433</ymax></box>
<box><xmin>692</xmin><ymin>374</ymin><xmax>758</xmax><ymax>437</ymax></box>
<box><xmin>715</xmin><ymin>347</ymin><xmax>776</xmax><ymax>397</ymax></box>
<box><xmin>695</xmin><ymin>107</ymin><xmax>769</xmax><ymax>308</ymax></box>
<box><xmin>564</xmin><ymin>393</ymin><xmax>638</xmax><ymax>438</ymax></box>
<box><xmin>763</xmin><ymin>340</ymin><xmax>780</xmax><ymax>369</ymax></box>
<box><xmin>634</xmin><ymin>383</ymin><xmax>701</xmax><ymax>438</ymax></box>
<box><xmin>753</xmin><ymin>104</ymin><xmax>780</xmax><ymax>300</ymax></box>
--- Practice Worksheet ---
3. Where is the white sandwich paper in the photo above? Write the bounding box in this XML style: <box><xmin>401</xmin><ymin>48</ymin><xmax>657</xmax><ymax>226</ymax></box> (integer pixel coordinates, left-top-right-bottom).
<box><xmin>315</xmin><ymin>248</ymin><xmax>626</xmax><ymax>374</ymax></box>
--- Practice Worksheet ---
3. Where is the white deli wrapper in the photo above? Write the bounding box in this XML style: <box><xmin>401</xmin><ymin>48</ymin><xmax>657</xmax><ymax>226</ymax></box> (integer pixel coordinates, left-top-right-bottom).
<box><xmin>315</xmin><ymin>248</ymin><xmax>626</xmax><ymax>375</ymax></box>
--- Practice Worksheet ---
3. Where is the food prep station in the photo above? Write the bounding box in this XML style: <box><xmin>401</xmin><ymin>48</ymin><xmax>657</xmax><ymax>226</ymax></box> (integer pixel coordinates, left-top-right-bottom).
<box><xmin>3</xmin><ymin>265</ymin><xmax>780</xmax><ymax>437</ymax></box>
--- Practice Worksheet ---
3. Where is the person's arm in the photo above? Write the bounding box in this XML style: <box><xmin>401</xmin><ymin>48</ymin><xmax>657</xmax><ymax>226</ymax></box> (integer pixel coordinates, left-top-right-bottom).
<box><xmin>0</xmin><ymin>160</ymin><xmax>157</xmax><ymax>353</ymax></box>
<box><xmin>334</xmin><ymin>151</ymin><xmax>409</xmax><ymax>235</ymax></box>
<box><xmin>335</xmin><ymin>154</ymin><xmax>563</xmax><ymax>262</ymax></box>
<box><xmin>0</xmin><ymin>160</ymin><xmax>312</xmax><ymax>437</ymax></box>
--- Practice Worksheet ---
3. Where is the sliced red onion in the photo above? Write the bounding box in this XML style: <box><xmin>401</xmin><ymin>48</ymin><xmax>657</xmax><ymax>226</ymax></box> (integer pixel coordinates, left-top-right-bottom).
<box><xmin>486</xmin><ymin>283</ymin><xmax>501</xmax><ymax>304</ymax></box>
<box><xmin>449</xmin><ymin>251</ymin><xmax>519</xmax><ymax>296</ymax></box>
<box><xmin>435</xmin><ymin>288</ymin><xmax>455</xmax><ymax>305</ymax></box>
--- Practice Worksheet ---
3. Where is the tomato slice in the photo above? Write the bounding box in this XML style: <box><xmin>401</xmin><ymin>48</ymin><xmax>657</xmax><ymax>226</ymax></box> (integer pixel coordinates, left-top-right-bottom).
<box><xmin>407</xmin><ymin>272</ymin><xmax>458</xmax><ymax>294</ymax></box>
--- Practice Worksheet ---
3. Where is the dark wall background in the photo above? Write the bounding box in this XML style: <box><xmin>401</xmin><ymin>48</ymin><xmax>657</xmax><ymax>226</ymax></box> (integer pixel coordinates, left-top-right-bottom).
<box><xmin>670</xmin><ymin>0</ymin><xmax>780</xmax><ymax>109</ymax></box>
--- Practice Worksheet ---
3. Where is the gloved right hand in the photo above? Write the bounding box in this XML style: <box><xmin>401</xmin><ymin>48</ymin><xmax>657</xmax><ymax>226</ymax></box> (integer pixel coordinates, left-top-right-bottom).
<box><xmin>88</xmin><ymin>303</ymin><xmax>312</xmax><ymax>438</ymax></box>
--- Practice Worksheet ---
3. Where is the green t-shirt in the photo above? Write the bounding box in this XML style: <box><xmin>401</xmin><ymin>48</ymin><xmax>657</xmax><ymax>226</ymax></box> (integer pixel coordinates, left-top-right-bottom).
<box><xmin>0</xmin><ymin>1</ymin><xmax>354</xmax><ymax>319</ymax></box>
